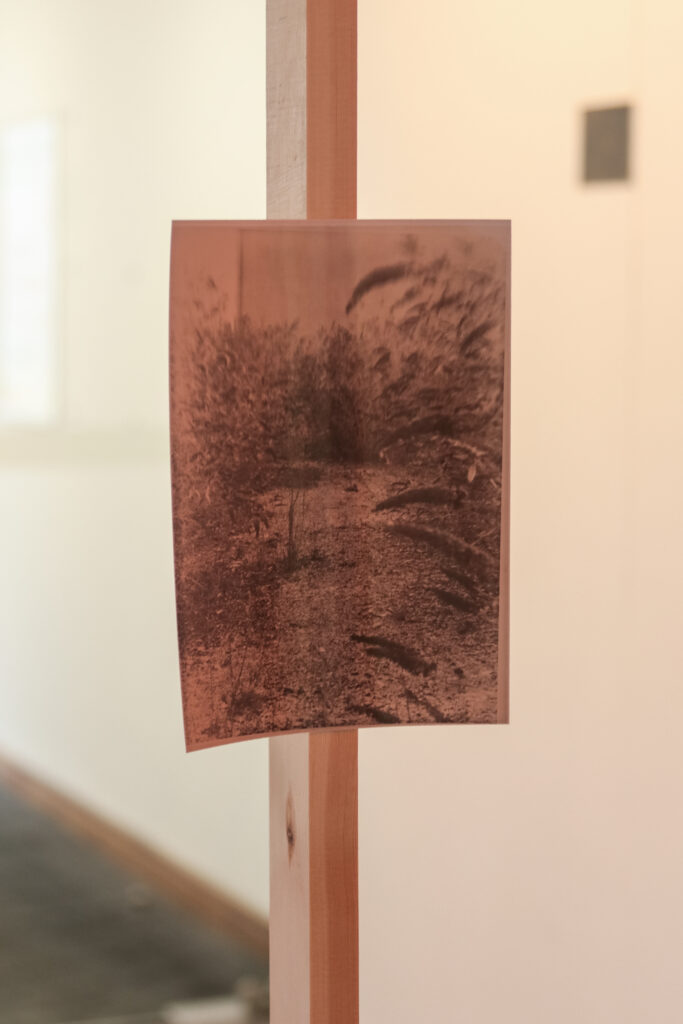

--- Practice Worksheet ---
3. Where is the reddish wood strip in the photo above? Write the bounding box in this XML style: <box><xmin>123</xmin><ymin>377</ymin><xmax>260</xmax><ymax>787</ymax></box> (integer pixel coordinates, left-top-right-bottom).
<box><xmin>307</xmin><ymin>0</ymin><xmax>357</xmax><ymax>219</ymax></box>
<box><xmin>306</xmin><ymin>2</ymin><xmax>359</xmax><ymax>1018</ymax></box>
<box><xmin>309</xmin><ymin>730</ymin><xmax>359</xmax><ymax>1023</ymax></box>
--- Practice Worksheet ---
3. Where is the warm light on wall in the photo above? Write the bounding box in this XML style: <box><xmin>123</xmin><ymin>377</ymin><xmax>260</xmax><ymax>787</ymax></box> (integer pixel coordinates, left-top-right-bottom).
<box><xmin>0</xmin><ymin>117</ymin><xmax>61</xmax><ymax>426</ymax></box>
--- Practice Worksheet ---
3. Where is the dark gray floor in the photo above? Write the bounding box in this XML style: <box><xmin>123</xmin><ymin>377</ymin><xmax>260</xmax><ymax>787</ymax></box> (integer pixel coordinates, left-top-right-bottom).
<box><xmin>0</xmin><ymin>782</ymin><xmax>267</xmax><ymax>1024</ymax></box>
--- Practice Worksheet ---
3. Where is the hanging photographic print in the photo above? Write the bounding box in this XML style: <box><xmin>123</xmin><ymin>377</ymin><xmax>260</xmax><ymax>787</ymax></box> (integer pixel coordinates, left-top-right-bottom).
<box><xmin>170</xmin><ymin>220</ymin><xmax>510</xmax><ymax>748</ymax></box>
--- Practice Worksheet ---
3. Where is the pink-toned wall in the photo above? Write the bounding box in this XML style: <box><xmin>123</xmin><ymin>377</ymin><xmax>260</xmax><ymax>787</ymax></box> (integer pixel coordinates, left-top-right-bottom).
<box><xmin>358</xmin><ymin>1</ymin><xmax>683</xmax><ymax>1021</ymax></box>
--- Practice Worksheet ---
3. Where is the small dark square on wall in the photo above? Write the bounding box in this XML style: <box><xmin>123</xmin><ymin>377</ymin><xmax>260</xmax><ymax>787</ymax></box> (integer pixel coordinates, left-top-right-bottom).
<box><xmin>583</xmin><ymin>105</ymin><xmax>631</xmax><ymax>182</ymax></box>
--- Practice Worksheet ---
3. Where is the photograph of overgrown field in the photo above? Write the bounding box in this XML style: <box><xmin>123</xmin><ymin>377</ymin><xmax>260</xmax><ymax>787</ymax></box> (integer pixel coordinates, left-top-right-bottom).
<box><xmin>170</xmin><ymin>221</ymin><xmax>510</xmax><ymax>747</ymax></box>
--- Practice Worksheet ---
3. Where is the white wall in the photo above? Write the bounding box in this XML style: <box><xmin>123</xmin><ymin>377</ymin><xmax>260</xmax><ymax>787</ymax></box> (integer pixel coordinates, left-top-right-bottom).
<box><xmin>358</xmin><ymin>1</ymin><xmax>683</xmax><ymax>1021</ymax></box>
<box><xmin>0</xmin><ymin>0</ymin><xmax>269</xmax><ymax>915</ymax></box>
<box><xmin>3</xmin><ymin>4</ymin><xmax>683</xmax><ymax>1016</ymax></box>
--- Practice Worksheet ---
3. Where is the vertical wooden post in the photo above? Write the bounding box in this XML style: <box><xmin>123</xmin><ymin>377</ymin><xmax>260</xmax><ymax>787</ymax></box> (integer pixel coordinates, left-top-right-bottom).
<box><xmin>267</xmin><ymin>2</ymin><xmax>359</xmax><ymax>1023</ymax></box>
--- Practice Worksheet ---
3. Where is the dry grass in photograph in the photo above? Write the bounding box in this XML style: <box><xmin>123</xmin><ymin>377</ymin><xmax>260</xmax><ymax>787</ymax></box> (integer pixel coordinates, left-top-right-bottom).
<box><xmin>170</xmin><ymin>221</ymin><xmax>509</xmax><ymax>747</ymax></box>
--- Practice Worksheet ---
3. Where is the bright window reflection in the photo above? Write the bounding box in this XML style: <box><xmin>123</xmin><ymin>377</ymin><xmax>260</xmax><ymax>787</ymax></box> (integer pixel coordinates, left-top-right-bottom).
<box><xmin>0</xmin><ymin>117</ymin><xmax>60</xmax><ymax>426</ymax></box>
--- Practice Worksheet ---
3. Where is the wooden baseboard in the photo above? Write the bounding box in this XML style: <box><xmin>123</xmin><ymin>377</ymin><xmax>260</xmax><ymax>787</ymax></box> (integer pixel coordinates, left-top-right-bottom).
<box><xmin>0</xmin><ymin>752</ymin><xmax>269</xmax><ymax>960</ymax></box>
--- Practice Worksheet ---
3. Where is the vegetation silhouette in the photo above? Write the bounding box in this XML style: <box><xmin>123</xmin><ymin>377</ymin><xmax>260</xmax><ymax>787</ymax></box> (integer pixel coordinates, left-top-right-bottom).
<box><xmin>172</xmin><ymin>245</ymin><xmax>506</xmax><ymax>741</ymax></box>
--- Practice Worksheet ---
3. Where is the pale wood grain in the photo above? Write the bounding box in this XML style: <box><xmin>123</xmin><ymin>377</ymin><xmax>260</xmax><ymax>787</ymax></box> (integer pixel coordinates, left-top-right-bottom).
<box><xmin>269</xmin><ymin>733</ymin><xmax>311</xmax><ymax>1023</ymax></box>
<box><xmin>267</xmin><ymin>0</ymin><xmax>307</xmax><ymax>218</ymax></box>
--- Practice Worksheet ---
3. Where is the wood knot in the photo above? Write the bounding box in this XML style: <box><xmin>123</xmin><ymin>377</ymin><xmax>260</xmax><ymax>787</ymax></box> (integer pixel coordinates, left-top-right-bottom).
<box><xmin>285</xmin><ymin>790</ymin><xmax>296</xmax><ymax>863</ymax></box>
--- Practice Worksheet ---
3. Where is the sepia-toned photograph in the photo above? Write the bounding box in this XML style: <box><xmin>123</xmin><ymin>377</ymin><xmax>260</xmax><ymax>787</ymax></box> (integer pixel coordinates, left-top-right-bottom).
<box><xmin>170</xmin><ymin>221</ymin><xmax>510</xmax><ymax>748</ymax></box>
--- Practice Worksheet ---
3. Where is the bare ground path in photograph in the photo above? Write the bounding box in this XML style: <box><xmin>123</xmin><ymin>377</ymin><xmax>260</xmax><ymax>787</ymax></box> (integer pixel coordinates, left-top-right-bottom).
<box><xmin>183</xmin><ymin>462</ymin><xmax>499</xmax><ymax>745</ymax></box>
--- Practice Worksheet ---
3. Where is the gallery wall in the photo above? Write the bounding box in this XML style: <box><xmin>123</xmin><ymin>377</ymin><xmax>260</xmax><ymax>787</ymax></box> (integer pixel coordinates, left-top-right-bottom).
<box><xmin>1</xmin><ymin>3</ymin><xmax>682</xmax><ymax>1020</ymax></box>
<box><xmin>358</xmin><ymin>0</ymin><xmax>683</xmax><ymax>1021</ymax></box>
<box><xmin>0</xmin><ymin>0</ymin><xmax>270</xmax><ymax>915</ymax></box>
